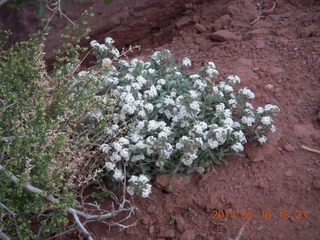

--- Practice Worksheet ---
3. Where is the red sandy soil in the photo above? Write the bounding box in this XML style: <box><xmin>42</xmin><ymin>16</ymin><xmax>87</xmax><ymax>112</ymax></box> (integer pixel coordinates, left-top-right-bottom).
<box><xmin>2</xmin><ymin>0</ymin><xmax>320</xmax><ymax>239</ymax></box>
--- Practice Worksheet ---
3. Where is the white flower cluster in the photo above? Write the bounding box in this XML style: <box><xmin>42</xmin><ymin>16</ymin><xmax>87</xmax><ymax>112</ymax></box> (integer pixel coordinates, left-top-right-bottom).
<box><xmin>90</xmin><ymin>37</ymin><xmax>120</xmax><ymax>60</ymax></box>
<box><xmin>89</xmin><ymin>37</ymin><xmax>280</xmax><ymax>197</ymax></box>
<box><xmin>127</xmin><ymin>175</ymin><xmax>152</xmax><ymax>198</ymax></box>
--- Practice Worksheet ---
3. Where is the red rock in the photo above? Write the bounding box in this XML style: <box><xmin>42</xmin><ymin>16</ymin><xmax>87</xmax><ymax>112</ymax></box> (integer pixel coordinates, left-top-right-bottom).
<box><xmin>195</xmin><ymin>37</ymin><xmax>212</xmax><ymax>51</ymax></box>
<box><xmin>149</xmin><ymin>225</ymin><xmax>155</xmax><ymax>234</ymax></box>
<box><xmin>289</xmin><ymin>0</ymin><xmax>314</xmax><ymax>7</ymax></box>
<box><xmin>212</xmin><ymin>14</ymin><xmax>231</xmax><ymax>30</ymax></box>
<box><xmin>176</xmin><ymin>16</ymin><xmax>192</xmax><ymax>28</ymax></box>
<box><xmin>176</xmin><ymin>215</ymin><xmax>187</xmax><ymax>233</ymax></box>
<box><xmin>237</xmin><ymin>58</ymin><xmax>253</xmax><ymax>66</ymax></box>
<box><xmin>179</xmin><ymin>230</ymin><xmax>196</xmax><ymax>240</ymax></box>
<box><xmin>278</xmin><ymin>38</ymin><xmax>289</xmax><ymax>47</ymax></box>
<box><xmin>192</xmin><ymin>15</ymin><xmax>200</xmax><ymax>23</ymax></box>
<box><xmin>244</xmin><ymin>28</ymin><xmax>268</xmax><ymax>40</ymax></box>
<box><xmin>209</xmin><ymin>30</ymin><xmax>241</xmax><ymax>42</ymax></box>
<box><xmin>312</xmin><ymin>177</ymin><xmax>320</xmax><ymax>190</ymax></box>
<box><xmin>141</xmin><ymin>215</ymin><xmax>152</xmax><ymax>225</ymax></box>
<box><xmin>284</xmin><ymin>144</ymin><xmax>295</xmax><ymax>152</ymax></box>
<box><xmin>284</xmin><ymin>169</ymin><xmax>294</xmax><ymax>177</ymax></box>
<box><xmin>232</xmin><ymin>66</ymin><xmax>258</xmax><ymax>85</ymax></box>
<box><xmin>158</xmin><ymin>228</ymin><xmax>175</xmax><ymax>238</ymax></box>
<box><xmin>299</xmin><ymin>24</ymin><xmax>319</xmax><ymax>38</ymax></box>
<box><xmin>270</xmin><ymin>67</ymin><xmax>284</xmax><ymax>75</ymax></box>
<box><xmin>147</xmin><ymin>204</ymin><xmax>156</xmax><ymax>213</ymax></box>
<box><xmin>256</xmin><ymin>39</ymin><xmax>265</xmax><ymax>49</ymax></box>
<box><xmin>293</xmin><ymin>124</ymin><xmax>314</xmax><ymax>139</ymax></box>
<box><xmin>194</xmin><ymin>23</ymin><xmax>207</xmax><ymax>33</ymax></box>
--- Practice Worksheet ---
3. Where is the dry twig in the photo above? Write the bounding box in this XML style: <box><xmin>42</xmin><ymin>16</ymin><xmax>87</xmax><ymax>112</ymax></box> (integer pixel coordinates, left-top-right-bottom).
<box><xmin>251</xmin><ymin>0</ymin><xmax>276</xmax><ymax>25</ymax></box>
<box><xmin>0</xmin><ymin>164</ymin><xmax>137</xmax><ymax>240</ymax></box>
<box><xmin>301</xmin><ymin>145</ymin><xmax>320</xmax><ymax>155</ymax></box>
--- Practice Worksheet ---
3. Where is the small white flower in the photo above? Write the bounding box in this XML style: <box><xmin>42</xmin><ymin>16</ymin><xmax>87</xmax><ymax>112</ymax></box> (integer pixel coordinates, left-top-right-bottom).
<box><xmin>208</xmin><ymin>139</ymin><xmax>219</xmax><ymax>149</ymax></box>
<box><xmin>157</xmin><ymin>79</ymin><xmax>166</xmax><ymax>85</ymax></box>
<box><xmin>120</xmin><ymin>148</ymin><xmax>130</xmax><ymax>161</ymax></box>
<box><xmin>182</xmin><ymin>57</ymin><xmax>192</xmax><ymax>67</ymax></box>
<box><xmin>105</xmin><ymin>162</ymin><xmax>116</xmax><ymax>171</ymax></box>
<box><xmin>227</xmin><ymin>75</ymin><xmax>241</xmax><ymax>84</ymax></box>
<box><xmin>258</xmin><ymin>136</ymin><xmax>267</xmax><ymax>144</ymax></box>
<box><xmin>190</xmin><ymin>74</ymin><xmax>200</xmax><ymax>79</ymax></box>
<box><xmin>158</xmin><ymin>131</ymin><xmax>168</xmax><ymax>139</ymax></box>
<box><xmin>131</xmin><ymin>154</ymin><xmax>145</xmax><ymax>162</ymax></box>
<box><xmin>164</xmin><ymin>97</ymin><xmax>175</xmax><ymax>106</ymax></box>
<box><xmin>145</xmin><ymin>85</ymin><xmax>158</xmax><ymax>98</ymax></box>
<box><xmin>261</xmin><ymin>116</ymin><xmax>272</xmax><ymax>125</ymax></box>
<box><xmin>239</xmin><ymin>87</ymin><xmax>255</xmax><ymax>99</ymax></box>
<box><xmin>138</xmin><ymin>110</ymin><xmax>147</xmax><ymax>118</ymax></box>
<box><xmin>182</xmin><ymin>153</ymin><xmax>197</xmax><ymax>166</ymax></box>
<box><xmin>90</xmin><ymin>40</ymin><xmax>99</xmax><ymax>48</ymax></box>
<box><xmin>113</xmin><ymin>169</ymin><xmax>125</xmax><ymax>181</ymax></box>
<box><xmin>270</xmin><ymin>125</ymin><xmax>276</xmax><ymax>133</ymax></box>
<box><xmin>241</xmin><ymin>116</ymin><xmax>256</xmax><ymax>126</ymax></box>
<box><xmin>190</xmin><ymin>101</ymin><xmax>201</xmax><ymax>111</ymax></box>
<box><xmin>194</xmin><ymin>79</ymin><xmax>207</xmax><ymax>91</ymax></box>
<box><xmin>102</xmin><ymin>58</ymin><xmax>112</xmax><ymax>67</ymax></box>
<box><xmin>228</xmin><ymin>99</ymin><xmax>237</xmax><ymax>108</ymax></box>
<box><xmin>189</xmin><ymin>90</ymin><xmax>199</xmax><ymax>99</ymax></box>
<box><xmin>246</xmin><ymin>103</ymin><xmax>254</xmax><ymax>110</ymax></box>
<box><xmin>99</xmin><ymin>144</ymin><xmax>110</xmax><ymax>153</ymax></box>
<box><xmin>148</xmin><ymin>120</ymin><xmax>159</xmax><ymax>131</ymax></box>
<box><xmin>118</xmin><ymin>137</ymin><xmax>130</xmax><ymax>146</ymax></box>
<box><xmin>231</xmin><ymin>142</ymin><xmax>244</xmax><ymax>152</ymax></box>
<box><xmin>208</xmin><ymin>61</ymin><xmax>216</xmax><ymax>69</ymax></box>
<box><xmin>223</xmin><ymin>118</ymin><xmax>234</xmax><ymax>127</ymax></box>
<box><xmin>176</xmin><ymin>142</ymin><xmax>184</xmax><ymax>149</ymax></box>
<box><xmin>113</xmin><ymin>142</ymin><xmax>122</xmax><ymax>152</ymax></box>
<box><xmin>130</xmin><ymin>134</ymin><xmax>141</xmax><ymax>143</ymax></box>
<box><xmin>127</xmin><ymin>186</ymin><xmax>135</xmax><ymax>195</ymax></box>
<box><xmin>233</xmin><ymin>131</ymin><xmax>247</xmax><ymax>144</ymax></box>
<box><xmin>257</xmin><ymin>107</ymin><xmax>264</xmax><ymax>114</ymax></box>
<box><xmin>119</xmin><ymin>60</ymin><xmax>129</xmax><ymax>67</ymax></box>
<box><xmin>105</xmin><ymin>37</ymin><xmax>115</xmax><ymax>45</ymax></box>
<box><xmin>78</xmin><ymin>71</ymin><xmax>88</xmax><ymax>77</ymax></box>
<box><xmin>195</xmin><ymin>137</ymin><xmax>203</xmax><ymax>146</ymax></box>
<box><xmin>223</xmin><ymin>85</ymin><xmax>233</xmax><ymax>93</ymax></box>
<box><xmin>110</xmin><ymin>48</ymin><xmax>120</xmax><ymax>57</ymax></box>
<box><xmin>139</xmin><ymin>174</ymin><xmax>150</xmax><ymax>183</ymax></box>
<box><xmin>216</xmin><ymin>103</ymin><xmax>225</xmax><ymax>113</ymax></box>
<box><xmin>142</xmin><ymin>183</ymin><xmax>152</xmax><ymax>198</ymax></box>
<box><xmin>264</xmin><ymin>104</ymin><xmax>280</xmax><ymax>112</ymax></box>
<box><xmin>148</xmin><ymin>68</ymin><xmax>156</xmax><ymax>74</ymax></box>
<box><xmin>206</xmin><ymin>66</ymin><xmax>219</xmax><ymax>78</ymax></box>
<box><xmin>110</xmin><ymin>152</ymin><xmax>121</xmax><ymax>162</ymax></box>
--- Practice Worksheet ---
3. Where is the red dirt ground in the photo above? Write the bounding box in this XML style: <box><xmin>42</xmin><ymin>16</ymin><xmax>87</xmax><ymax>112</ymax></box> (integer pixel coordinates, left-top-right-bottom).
<box><xmin>2</xmin><ymin>0</ymin><xmax>320</xmax><ymax>239</ymax></box>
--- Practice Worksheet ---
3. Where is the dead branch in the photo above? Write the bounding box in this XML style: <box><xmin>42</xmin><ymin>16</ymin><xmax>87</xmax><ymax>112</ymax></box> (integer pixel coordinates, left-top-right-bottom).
<box><xmin>0</xmin><ymin>0</ymin><xmax>9</xmax><ymax>8</ymax></box>
<box><xmin>228</xmin><ymin>221</ymin><xmax>248</xmax><ymax>240</ymax></box>
<box><xmin>0</xmin><ymin>164</ymin><xmax>137</xmax><ymax>240</ymax></box>
<box><xmin>251</xmin><ymin>0</ymin><xmax>276</xmax><ymax>25</ymax></box>
<box><xmin>0</xmin><ymin>203</ymin><xmax>22</xmax><ymax>240</ymax></box>
<box><xmin>0</xmin><ymin>229</ymin><xmax>10</xmax><ymax>240</ymax></box>
<box><xmin>301</xmin><ymin>145</ymin><xmax>320</xmax><ymax>155</ymax></box>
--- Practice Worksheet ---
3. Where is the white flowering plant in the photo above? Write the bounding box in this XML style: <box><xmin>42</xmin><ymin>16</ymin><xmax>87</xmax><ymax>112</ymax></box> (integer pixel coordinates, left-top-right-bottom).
<box><xmin>86</xmin><ymin>37</ymin><xmax>280</xmax><ymax>199</ymax></box>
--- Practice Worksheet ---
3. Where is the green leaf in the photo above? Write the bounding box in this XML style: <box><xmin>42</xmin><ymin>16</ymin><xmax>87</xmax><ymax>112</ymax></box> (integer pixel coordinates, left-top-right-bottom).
<box><xmin>6</xmin><ymin>1</ymin><xmax>19</xmax><ymax>9</ymax></box>
<box><xmin>103</xmin><ymin>0</ymin><xmax>112</xmax><ymax>4</ymax></box>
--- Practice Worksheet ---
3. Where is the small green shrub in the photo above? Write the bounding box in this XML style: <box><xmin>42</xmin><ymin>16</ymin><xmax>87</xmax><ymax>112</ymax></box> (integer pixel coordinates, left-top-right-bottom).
<box><xmin>0</xmin><ymin>11</ymin><xmax>105</xmax><ymax>239</ymax></box>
